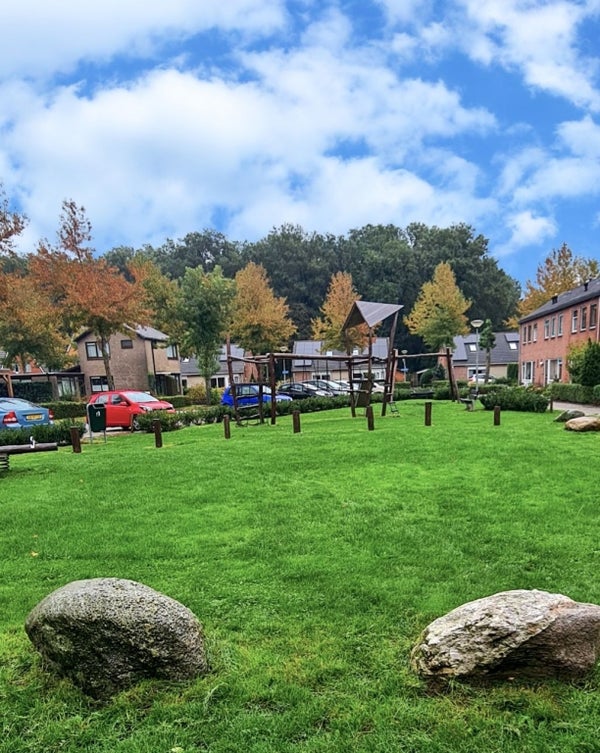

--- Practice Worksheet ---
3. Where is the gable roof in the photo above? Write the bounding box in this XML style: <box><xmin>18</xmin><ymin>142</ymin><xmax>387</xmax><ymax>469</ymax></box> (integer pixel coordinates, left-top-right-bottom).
<box><xmin>451</xmin><ymin>332</ymin><xmax>519</xmax><ymax>366</ymax></box>
<box><xmin>519</xmin><ymin>278</ymin><xmax>600</xmax><ymax>323</ymax></box>
<box><xmin>75</xmin><ymin>324</ymin><xmax>169</xmax><ymax>343</ymax></box>
<box><xmin>180</xmin><ymin>344</ymin><xmax>246</xmax><ymax>376</ymax></box>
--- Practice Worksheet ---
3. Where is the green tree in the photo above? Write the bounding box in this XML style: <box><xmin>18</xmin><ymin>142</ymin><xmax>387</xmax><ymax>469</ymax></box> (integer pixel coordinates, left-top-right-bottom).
<box><xmin>404</xmin><ymin>262</ymin><xmax>471</xmax><ymax>351</ymax></box>
<box><xmin>478</xmin><ymin>319</ymin><xmax>496</xmax><ymax>384</ymax></box>
<box><xmin>230</xmin><ymin>262</ymin><xmax>296</xmax><ymax>356</ymax></box>
<box><xmin>177</xmin><ymin>266</ymin><xmax>235</xmax><ymax>403</ymax></box>
<box><xmin>580</xmin><ymin>341</ymin><xmax>600</xmax><ymax>388</ymax></box>
<box><xmin>243</xmin><ymin>224</ymin><xmax>338</xmax><ymax>338</ymax></box>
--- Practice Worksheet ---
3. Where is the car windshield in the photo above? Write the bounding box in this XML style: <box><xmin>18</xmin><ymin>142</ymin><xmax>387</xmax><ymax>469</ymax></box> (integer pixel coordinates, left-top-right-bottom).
<box><xmin>122</xmin><ymin>391</ymin><xmax>160</xmax><ymax>403</ymax></box>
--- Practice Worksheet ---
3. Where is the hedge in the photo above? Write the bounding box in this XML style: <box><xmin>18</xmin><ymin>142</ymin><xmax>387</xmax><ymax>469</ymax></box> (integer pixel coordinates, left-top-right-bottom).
<box><xmin>547</xmin><ymin>382</ymin><xmax>598</xmax><ymax>405</ymax></box>
<box><xmin>0</xmin><ymin>419</ymin><xmax>86</xmax><ymax>447</ymax></box>
<box><xmin>479</xmin><ymin>386</ymin><xmax>549</xmax><ymax>413</ymax></box>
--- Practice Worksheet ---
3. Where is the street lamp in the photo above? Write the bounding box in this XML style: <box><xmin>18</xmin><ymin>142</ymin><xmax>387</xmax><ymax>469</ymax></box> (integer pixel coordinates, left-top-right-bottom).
<box><xmin>470</xmin><ymin>319</ymin><xmax>484</xmax><ymax>386</ymax></box>
<box><xmin>401</xmin><ymin>349</ymin><xmax>408</xmax><ymax>382</ymax></box>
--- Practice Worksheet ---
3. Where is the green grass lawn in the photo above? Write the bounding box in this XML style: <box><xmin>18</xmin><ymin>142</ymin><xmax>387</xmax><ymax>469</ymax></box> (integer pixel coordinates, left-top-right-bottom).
<box><xmin>2</xmin><ymin>401</ymin><xmax>600</xmax><ymax>752</ymax></box>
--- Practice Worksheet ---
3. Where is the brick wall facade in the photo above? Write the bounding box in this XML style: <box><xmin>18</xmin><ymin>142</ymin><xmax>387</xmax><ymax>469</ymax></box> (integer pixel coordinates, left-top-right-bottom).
<box><xmin>519</xmin><ymin>285</ymin><xmax>600</xmax><ymax>386</ymax></box>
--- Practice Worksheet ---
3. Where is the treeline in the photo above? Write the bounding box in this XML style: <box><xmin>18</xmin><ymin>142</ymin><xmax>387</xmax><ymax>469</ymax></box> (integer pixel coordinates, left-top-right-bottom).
<box><xmin>103</xmin><ymin>221</ymin><xmax>521</xmax><ymax>351</ymax></box>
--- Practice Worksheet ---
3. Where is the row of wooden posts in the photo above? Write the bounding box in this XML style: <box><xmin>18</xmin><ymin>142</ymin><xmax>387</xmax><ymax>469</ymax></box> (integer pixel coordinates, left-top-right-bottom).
<box><xmin>66</xmin><ymin>403</ymin><xmax>503</xmax><ymax>453</ymax></box>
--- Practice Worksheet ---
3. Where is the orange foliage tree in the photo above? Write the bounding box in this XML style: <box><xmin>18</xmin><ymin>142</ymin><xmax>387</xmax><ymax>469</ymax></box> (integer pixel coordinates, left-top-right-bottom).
<box><xmin>30</xmin><ymin>200</ymin><xmax>150</xmax><ymax>390</ymax></box>
<box><xmin>311</xmin><ymin>272</ymin><xmax>369</xmax><ymax>354</ymax></box>
<box><xmin>230</xmin><ymin>262</ymin><xmax>296</xmax><ymax>356</ymax></box>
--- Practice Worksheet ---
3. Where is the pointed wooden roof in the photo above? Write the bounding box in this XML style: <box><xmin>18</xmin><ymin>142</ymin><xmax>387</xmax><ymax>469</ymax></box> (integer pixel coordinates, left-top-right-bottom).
<box><xmin>343</xmin><ymin>300</ymin><xmax>403</xmax><ymax>330</ymax></box>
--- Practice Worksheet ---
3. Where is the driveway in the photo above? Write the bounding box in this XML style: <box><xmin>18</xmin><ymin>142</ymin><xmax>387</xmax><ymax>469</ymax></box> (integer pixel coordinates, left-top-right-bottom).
<box><xmin>552</xmin><ymin>400</ymin><xmax>599</xmax><ymax>416</ymax></box>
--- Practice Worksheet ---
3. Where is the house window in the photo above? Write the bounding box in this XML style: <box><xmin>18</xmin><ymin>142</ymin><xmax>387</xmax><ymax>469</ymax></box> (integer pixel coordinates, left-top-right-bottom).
<box><xmin>210</xmin><ymin>376</ymin><xmax>226</xmax><ymax>388</ymax></box>
<box><xmin>521</xmin><ymin>326</ymin><xmax>527</xmax><ymax>344</ymax></box>
<box><xmin>547</xmin><ymin>359</ymin><xmax>562</xmax><ymax>382</ymax></box>
<box><xmin>86</xmin><ymin>341</ymin><xmax>109</xmax><ymax>359</ymax></box>
<box><xmin>521</xmin><ymin>361</ymin><xmax>535</xmax><ymax>383</ymax></box>
<box><xmin>90</xmin><ymin>376</ymin><xmax>109</xmax><ymax>392</ymax></box>
<box><xmin>508</xmin><ymin>342</ymin><xmax>518</xmax><ymax>350</ymax></box>
<box><xmin>120</xmin><ymin>339</ymin><xmax>133</xmax><ymax>349</ymax></box>
<box><xmin>590</xmin><ymin>304</ymin><xmax>598</xmax><ymax>329</ymax></box>
<box><xmin>550</xmin><ymin>316</ymin><xmax>556</xmax><ymax>337</ymax></box>
<box><xmin>557</xmin><ymin>314</ymin><xmax>563</xmax><ymax>336</ymax></box>
<box><xmin>544</xmin><ymin>319</ymin><xmax>550</xmax><ymax>339</ymax></box>
<box><xmin>527</xmin><ymin>325</ymin><xmax>532</xmax><ymax>342</ymax></box>
<box><xmin>166</xmin><ymin>344</ymin><xmax>178</xmax><ymax>359</ymax></box>
<box><xmin>571</xmin><ymin>309</ymin><xmax>579</xmax><ymax>333</ymax></box>
<box><xmin>468</xmin><ymin>343</ymin><xmax>477</xmax><ymax>352</ymax></box>
<box><xmin>532</xmin><ymin>323</ymin><xmax>537</xmax><ymax>342</ymax></box>
<box><xmin>581</xmin><ymin>306</ymin><xmax>588</xmax><ymax>330</ymax></box>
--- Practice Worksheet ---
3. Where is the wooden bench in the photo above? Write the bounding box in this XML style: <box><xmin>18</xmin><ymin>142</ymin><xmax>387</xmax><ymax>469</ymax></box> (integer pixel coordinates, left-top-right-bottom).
<box><xmin>458</xmin><ymin>393</ymin><xmax>479</xmax><ymax>411</ymax></box>
<box><xmin>0</xmin><ymin>442</ymin><xmax>58</xmax><ymax>472</ymax></box>
<box><xmin>410</xmin><ymin>389</ymin><xmax>435</xmax><ymax>399</ymax></box>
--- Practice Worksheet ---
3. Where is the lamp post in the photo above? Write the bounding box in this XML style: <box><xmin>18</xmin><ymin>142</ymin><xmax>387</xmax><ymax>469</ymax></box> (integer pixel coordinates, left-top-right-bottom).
<box><xmin>401</xmin><ymin>349</ymin><xmax>408</xmax><ymax>382</ymax></box>
<box><xmin>471</xmin><ymin>319</ymin><xmax>484</xmax><ymax>386</ymax></box>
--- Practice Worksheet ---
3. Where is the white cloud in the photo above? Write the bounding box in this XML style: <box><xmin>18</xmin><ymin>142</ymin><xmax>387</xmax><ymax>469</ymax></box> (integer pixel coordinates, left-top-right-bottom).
<box><xmin>496</xmin><ymin>210</ymin><xmax>557</xmax><ymax>256</ymax></box>
<box><xmin>0</xmin><ymin>0</ymin><xmax>287</xmax><ymax>79</ymax></box>
<box><xmin>458</xmin><ymin>0</ymin><xmax>600</xmax><ymax>110</ymax></box>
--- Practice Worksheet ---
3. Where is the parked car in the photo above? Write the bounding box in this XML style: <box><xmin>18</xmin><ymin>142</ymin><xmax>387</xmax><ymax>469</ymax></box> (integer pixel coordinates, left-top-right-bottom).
<box><xmin>0</xmin><ymin>397</ymin><xmax>54</xmax><ymax>429</ymax></box>
<box><xmin>468</xmin><ymin>375</ymin><xmax>497</xmax><ymax>384</ymax></box>
<box><xmin>303</xmin><ymin>379</ymin><xmax>350</xmax><ymax>395</ymax></box>
<box><xmin>350</xmin><ymin>379</ymin><xmax>385</xmax><ymax>393</ymax></box>
<box><xmin>277</xmin><ymin>382</ymin><xmax>333</xmax><ymax>399</ymax></box>
<box><xmin>221</xmin><ymin>384</ymin><xmax>293</xmax><ymax>407</ymax></box>
<box><xmin>87</xmin><ymin>390</ymin><xmax>175</xmax><ymax>430</ymax></box>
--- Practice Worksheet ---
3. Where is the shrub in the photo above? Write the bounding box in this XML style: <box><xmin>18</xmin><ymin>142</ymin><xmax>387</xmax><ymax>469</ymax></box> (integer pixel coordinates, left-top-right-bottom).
<box><xmin>41</xmin><ymin>401</ymin><xmax>87</xmax><ymax>421</ymax></box>
<box><xmin>506</xmin><ymin>362</ymin><xmax>519</xmax><ymax>382</ymax></box>
<box><xmin>185</xmin><ymin>384</ymin><xmax>207</xmax><ymax>403</ymax></box>
<box><xmin>0</xmin><ymin>420</ymin><xmax>86</xmax><ymax>447</ymax></box>
<box><xmin>134</xmin><ymin>411</ymin><xmax>182</xmax><ymax>433</ymax></box>
<box><xmin>547</xmin><ymin>382</ymin><xmax>596</xmax><ymax>405</ymax></box>
<box><xmin>478</xmin><ymin>386</ymin><xmax>549</xmax><ymax>413</ymax></box>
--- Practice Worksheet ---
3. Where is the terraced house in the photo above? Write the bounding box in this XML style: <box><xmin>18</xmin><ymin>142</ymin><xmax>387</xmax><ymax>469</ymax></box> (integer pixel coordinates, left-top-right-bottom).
<box><xmin>518</xmin><ymin>278</ymin><xmax>600</xmax><ymax>386</ymax></box>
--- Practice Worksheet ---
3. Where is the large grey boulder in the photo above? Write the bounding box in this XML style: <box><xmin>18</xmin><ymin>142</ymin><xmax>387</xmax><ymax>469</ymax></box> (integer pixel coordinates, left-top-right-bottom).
<box><xmin>411</xmin><ymin>589</ymin><xmax>600</xmax><ymax>683</ymax></box>
<box><xmin>25</xmin><ymin>578</ymin><xmax>208</xmax><ymax>698</ymax></box>
<box><xmin>554</xmin><ymin>409</ymin><xmax>585</xmax><ymax>423</ymax></box>
<box><xmin>565</xmin><ymin>416</ymin><xmax>600</xmax><ymax>431</ymax></box>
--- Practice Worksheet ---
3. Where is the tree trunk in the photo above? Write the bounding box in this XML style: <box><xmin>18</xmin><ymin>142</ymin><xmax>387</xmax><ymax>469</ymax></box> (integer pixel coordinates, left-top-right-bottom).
<box><xmin>100</xmin><ymin>336</ymin><xmax>115</xmax><ymax>391</ymax></box>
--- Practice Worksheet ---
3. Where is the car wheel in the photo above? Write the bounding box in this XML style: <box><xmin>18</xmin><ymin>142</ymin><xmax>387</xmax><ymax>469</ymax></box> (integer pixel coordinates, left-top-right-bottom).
<box><xmin>131</xmin><ymin>417</ymin><xmax>141</xmax><ymax>432</ymax></box>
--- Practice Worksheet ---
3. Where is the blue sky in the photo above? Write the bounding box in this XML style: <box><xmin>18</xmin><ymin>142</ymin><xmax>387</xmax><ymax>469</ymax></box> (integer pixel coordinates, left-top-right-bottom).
<box><xmin>1</xmin><ymin>0</ymin><xmax>599</xmax><ymax>287</ymax></box>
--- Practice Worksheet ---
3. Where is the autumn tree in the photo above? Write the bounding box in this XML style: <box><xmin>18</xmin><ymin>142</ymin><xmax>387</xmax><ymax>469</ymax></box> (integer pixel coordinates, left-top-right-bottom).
<box><xmin>230</xmin><ymin>262</ymin><xmax>296</xmax><ymax>356</ymax></box>
<box><xmin>0</xmin><ymin>268</ymin><xmax>70</xmax><ymax>371</ymax></box>
<box><xmin>311</xmin><ymin>271</ymin><xmax>369</xmax><ymax>354</ymax></box>
<box><xmin>30</xmin><ymin>200</ymin><xmax>150</xmax><ymax>390</ymax></box>
<box><xmin>517</xmin><ymin>243</ymin><xmax>599</xmax><ymax>320</ymax></box>
<box><xmin>404</xmin><ymin>262</ymin><xmax>471</xmax><ymax>351</ymax></box>
<box><xmin>177</xmin><ymin>266</ymin><xmax>235</xmax><ymax>403</ymax></box>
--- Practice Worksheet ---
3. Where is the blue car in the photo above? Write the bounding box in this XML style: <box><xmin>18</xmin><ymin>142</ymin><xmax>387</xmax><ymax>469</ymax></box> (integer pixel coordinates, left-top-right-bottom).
<box><xmin>221</xmin><ymin>384</ymin><xmax>292</xmax><ymax>407</ymax></box>
<box><xmin>0</xmin><ymin>397</ymin><xmax>54</xmax><ymax>429</ymax></box>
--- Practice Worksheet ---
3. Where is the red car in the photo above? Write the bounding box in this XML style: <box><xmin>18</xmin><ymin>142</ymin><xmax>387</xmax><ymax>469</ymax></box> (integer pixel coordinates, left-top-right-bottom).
<box><xmin>87</xmin><ymin>390</ymin><xmax>175</xmax><ymax>430</ymax></box>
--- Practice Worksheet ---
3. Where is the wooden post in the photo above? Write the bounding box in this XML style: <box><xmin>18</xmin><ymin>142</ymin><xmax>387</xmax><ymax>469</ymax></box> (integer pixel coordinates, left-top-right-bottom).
<box><xmin>223</xmin><ymin>414</ymin><xmax>231</xmax><ymax>439</ymax></box>
<box><xmin>153</xmin><ymin>419</ymin><xmax>163</xmax><ymax>448</ymax></box>
<box><xmin>366</xmin><ymin>405</ymin><xmax>374</xmax><ymax>431</ymax></box>
<box><xmin>293</xmin><ymin>410</ymin><xmax>301</xmax><ymax>434</ymax></box>
<box><xmin>70</xmin><ymin>426</ymin><xmax>81</xmax><ymax>454</ymax></box>
<box><xmin>494</xmin><ymin>405</ymin><xmax>501</xmax><ymax>426</ymax></box>
<box><xmin>425</xmin><ymin>401</ymin><xmax>432</xmax><ymax>426</ymax></box>
<box><xmin>269</xmin><ymin>352</ymin><xmax>277</xmax><ymax>425</ymax></box>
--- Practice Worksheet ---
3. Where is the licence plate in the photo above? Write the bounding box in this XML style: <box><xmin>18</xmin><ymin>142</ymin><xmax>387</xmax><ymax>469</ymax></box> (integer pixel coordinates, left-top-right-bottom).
<box><xmin>26</xmin><ymin>413</ymin><xmax>43</xmax><ymax>420</ymax></box>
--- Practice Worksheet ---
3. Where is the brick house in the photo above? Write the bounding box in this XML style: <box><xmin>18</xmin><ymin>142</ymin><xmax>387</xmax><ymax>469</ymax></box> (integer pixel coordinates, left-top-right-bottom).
<box><xmin>449</xmin><ymin>331</ymin><xmax>520</xmax><ymax>381</ymax></box>
<box><xmin>518</xmin><ymin>278</ymin><xmax>600</xmax><ymax>386</ymax></box>
<box><xmin>76</xmin><ymin>325</ymin><xmax>181</xmax><ymax>395</ymax></box>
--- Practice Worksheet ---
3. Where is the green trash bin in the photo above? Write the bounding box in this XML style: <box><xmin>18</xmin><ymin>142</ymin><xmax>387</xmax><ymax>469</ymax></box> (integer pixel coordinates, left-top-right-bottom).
<box><xmin>87</xmin><ymin>403</ymin><xmax>106</xmax><ymax>433</ymax></box>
